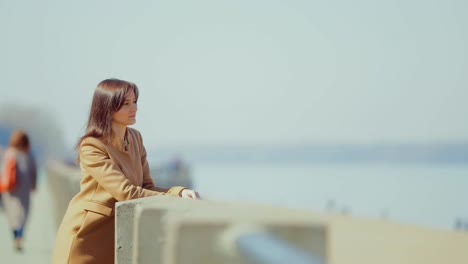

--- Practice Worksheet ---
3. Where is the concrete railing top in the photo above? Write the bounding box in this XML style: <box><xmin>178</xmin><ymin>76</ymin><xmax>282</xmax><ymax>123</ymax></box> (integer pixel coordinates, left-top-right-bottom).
<box><xmin>116</xmin><ymin>195</ymin><xmax>468</xmax><ymax>264</ymax></box>
<box><xmin>116</xmin><ymin>196</ymin><xmax>327</xmax><ymax>264</ymax></box>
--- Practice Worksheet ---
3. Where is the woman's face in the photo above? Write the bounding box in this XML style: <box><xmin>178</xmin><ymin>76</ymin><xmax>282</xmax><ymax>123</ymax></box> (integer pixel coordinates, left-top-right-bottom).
<box><xmin>112</xmin><ymin>90</ymin><xmax>137</xmax><ymax>126</ymax></box>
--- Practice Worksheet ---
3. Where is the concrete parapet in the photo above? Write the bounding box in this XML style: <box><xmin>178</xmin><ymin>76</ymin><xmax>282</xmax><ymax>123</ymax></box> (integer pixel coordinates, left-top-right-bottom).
<box><xmin>115</xmin><ymin>196</ymin><xmax>176</xmax><ymax>264</ymax></box>
<box><xmin>117</xmin><ymin>196</ymin><xmax>468</xmax><ymax>264</ymax></box>
<box><xmin>161</xmin><ymin>212</ymin><xmax>325</xmax><ymax>264</ymax></box>
<box><xmin>45</xmin><ymin>160</ymin><xmax>81</xmax><ymax>229</ymax></box>
<box><xmin>116</xmin><ymin>196</ymin><xmax>326</xmax><ymax>264</ymax></box>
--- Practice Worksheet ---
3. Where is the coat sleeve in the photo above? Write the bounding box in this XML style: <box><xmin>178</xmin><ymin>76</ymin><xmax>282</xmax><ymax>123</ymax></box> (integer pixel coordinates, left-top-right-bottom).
<box><xmin>80</xmin><ymin>138</ymin><xmax>171</xmax><ymax>201</ymax></box>
<box><xmin>136</xmin><ymin>131</ymin><xmax>186</xmax><ymax>196</ymax></box>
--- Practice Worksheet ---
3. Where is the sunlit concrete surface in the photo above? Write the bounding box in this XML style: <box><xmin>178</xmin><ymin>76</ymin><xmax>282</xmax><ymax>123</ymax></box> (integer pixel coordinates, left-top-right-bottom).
<box><xmin>327</xmin><ymin>215</ymin><xmax>468</xmax><ymax>264</ymax></box>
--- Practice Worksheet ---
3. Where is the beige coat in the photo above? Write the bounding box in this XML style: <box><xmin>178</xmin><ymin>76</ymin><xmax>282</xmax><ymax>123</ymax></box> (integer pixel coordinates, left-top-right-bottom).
<box><xmin>52</xmin><ymin>128</ymin><xmax>185</xmax><ymax>264</ymax></box>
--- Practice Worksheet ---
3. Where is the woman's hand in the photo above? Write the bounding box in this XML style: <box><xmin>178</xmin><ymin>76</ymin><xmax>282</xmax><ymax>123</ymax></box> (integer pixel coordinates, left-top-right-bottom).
<box><xmin>181</xmin><ymin>189</ymin><xmax>200</xmax><ymax>200</ymax></box>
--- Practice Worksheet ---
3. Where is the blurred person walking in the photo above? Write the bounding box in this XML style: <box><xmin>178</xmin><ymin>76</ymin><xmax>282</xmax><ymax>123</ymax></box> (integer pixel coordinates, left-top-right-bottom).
<box><xmin>0</xmin><ymin>129</ymin><xmax>37</xmax><ymax>252</ymax></box>
<box><xmin>52</xmin><ymin>78</ymin><xmax>200</xmax><ymax>264</ymax></box>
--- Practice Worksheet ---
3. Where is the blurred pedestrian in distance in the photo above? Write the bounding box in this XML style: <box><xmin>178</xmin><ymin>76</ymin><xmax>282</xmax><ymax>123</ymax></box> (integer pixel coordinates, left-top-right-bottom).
<box><xmin>455</xmin><ymin>218</ymin><xmax>463</xmax><ymax>230</ymax></box>
<box><xmin>326</xmin><ymin>199</ymin><xmax>336</xmax><ymax>212</ymax></box>
<box><xmin>52</xmin><ymin>78</ymin><xmax>200</xmax><ymax>264</ymax></box>
<box><xmin>0</xmin><ymin>129</ymin><xmax>37</xmax><ymax>252</ymax></box>
<box><xmin>169</xmin><ymin>155</ymin><xmax>183</xmax><ymax>172</ymax></box>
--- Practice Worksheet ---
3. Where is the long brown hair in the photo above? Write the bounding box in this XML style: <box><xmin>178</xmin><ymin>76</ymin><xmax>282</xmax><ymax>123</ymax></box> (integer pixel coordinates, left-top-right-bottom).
<box><xmin>9</xmin><ymin>129</ymin><xmax>30</xmax><ymax>152</ymax></box>
<box><xmin>76</xmin><ymin>78</ymin><xmax>139</xmax><ymax>149</ymax></box>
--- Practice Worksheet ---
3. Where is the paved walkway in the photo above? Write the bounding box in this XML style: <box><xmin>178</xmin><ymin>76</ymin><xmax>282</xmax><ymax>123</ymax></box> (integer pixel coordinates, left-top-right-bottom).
<box><xmin>0</xmin><ymin>173</ymin><xmax>56</xmax><ymax>263</ymax></box>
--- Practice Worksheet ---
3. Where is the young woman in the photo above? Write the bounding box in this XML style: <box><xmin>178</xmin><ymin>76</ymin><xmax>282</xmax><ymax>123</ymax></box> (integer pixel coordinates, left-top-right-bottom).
<box><xmin>52</xmin><ymin>79</ymin><xmax>199</xmax><ymax>263</ymax></box>
<box><xmin>0</xmin><ymin>129</ymin><xmax>37</xmax><ymax>252</ymax></box>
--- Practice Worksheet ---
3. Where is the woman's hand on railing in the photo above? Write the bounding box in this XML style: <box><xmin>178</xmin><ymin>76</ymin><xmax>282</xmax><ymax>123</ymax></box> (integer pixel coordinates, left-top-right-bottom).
<box><xmin>181</xmin><ymin>189</ymin><xmax>200</xmax><ymax>200</ymax></box>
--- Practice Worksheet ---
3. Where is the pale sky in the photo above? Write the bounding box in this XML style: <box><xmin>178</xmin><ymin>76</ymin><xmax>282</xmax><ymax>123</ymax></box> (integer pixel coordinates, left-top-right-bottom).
<box><xmin>1</xmin><ymin>0</ymin><xmax>467</xmax><ymax>148</ymax></box>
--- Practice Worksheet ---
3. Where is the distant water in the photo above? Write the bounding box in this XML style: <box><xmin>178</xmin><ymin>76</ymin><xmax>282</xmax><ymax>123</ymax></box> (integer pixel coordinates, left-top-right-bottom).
<box><xmin>188</xmin><ymin>162</ymin><xmax>468</xmax><ymax>230</ymax></box>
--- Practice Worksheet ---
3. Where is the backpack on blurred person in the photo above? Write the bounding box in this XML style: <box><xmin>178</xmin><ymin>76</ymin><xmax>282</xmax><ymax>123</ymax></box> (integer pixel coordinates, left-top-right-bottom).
<box><xmin>0</xmin><ymin>152</ymin><xmax>17</xmax><ymax>192</ymax></box>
